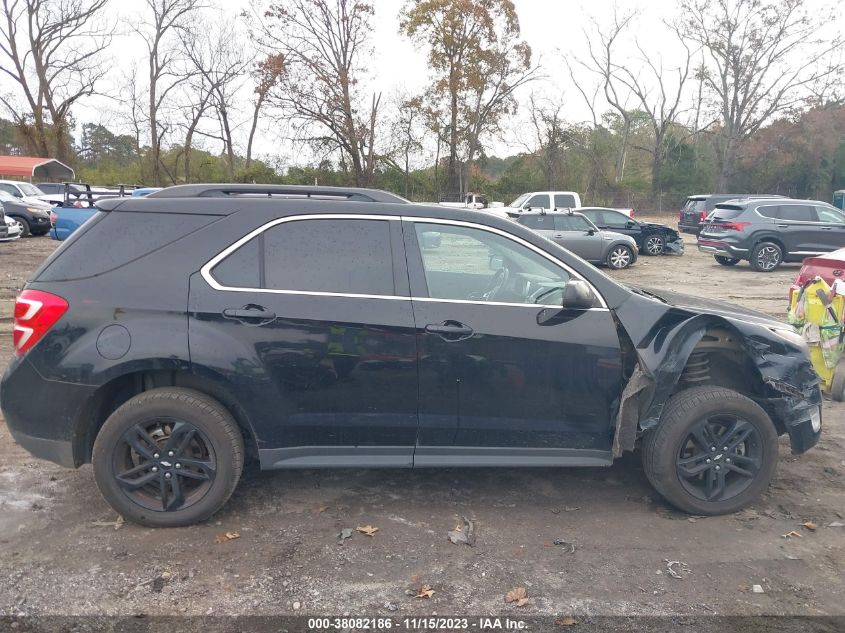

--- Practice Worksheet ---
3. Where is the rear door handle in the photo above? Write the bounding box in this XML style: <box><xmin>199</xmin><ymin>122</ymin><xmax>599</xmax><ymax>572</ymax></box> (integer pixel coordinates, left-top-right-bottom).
<box><xmin>223</xmin><ymin>306</ymin><xmax>276</xmax><ymax>323</ymax></box>
<box><xmin>425</xmin><ymin>321</ymin><xmax>474</xmax><ymax>341</ymax></box>
<box><xmin>777</xmin><ymin>224</ymin><xmax>789</xmax><ymax>228</ymax></box>
<box><xmin>820</xmin><ymin>226</ymin><xmax>833</xmax><ymax>230</ymax></box>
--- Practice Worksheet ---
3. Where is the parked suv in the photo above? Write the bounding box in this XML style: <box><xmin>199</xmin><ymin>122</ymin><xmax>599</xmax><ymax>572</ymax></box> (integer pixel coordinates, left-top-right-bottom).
<box><xmin>698</xmin><ymin>198</ymin><xmax>845</xmax><ymax>271</ymax></box>
<box><xmin>1</xmin><ymin>184</ymin><xmax>821</xmax><ymax>527</ymax></box>
<box><xmin>678</xmin><ymin>194</ymin><xmax>784</xmax><ymax>235</ymax></box>
<box><xmin>516</xmin><ymin>209</ymin><xmax>638</xmax><ymax>269</ymax></box>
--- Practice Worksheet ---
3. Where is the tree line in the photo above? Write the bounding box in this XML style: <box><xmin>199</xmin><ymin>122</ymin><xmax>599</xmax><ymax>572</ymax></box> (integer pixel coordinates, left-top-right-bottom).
<box><xmin>0</xmin><ymin>0</ymin><xmax>843</xmax><ymax>209</ymax></box>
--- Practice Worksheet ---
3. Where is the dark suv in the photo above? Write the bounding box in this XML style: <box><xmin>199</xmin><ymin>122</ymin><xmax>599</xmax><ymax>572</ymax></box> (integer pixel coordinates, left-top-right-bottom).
<box><xmin>698</xmin><ymin>198</ymin><xmax>845</xmax><ymax>271</ymax></box>
<box><xmin>1</xmin><ymin>184</ymin><xmax>822</xmax><ymax>527</ymax></box>
<box><xmin>678</xmin><ymin>194</ymin><xmax>784</xmax><ymax>235</ymax></box>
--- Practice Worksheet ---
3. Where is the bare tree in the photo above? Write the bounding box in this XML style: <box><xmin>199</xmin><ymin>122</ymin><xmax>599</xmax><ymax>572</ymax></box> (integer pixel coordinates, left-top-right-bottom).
<box><xmin>181</xmin><ymin>20</ymin><xmax>250</xmax><ymax>180</ymax></box>
<box><xmin>678</xmin><ymin>0</ymin><xmax>843</xmax><ymax>190</ymax></box>
<box><xmin>0</xmin><ymin>0</ymin><xmax>111</xmax><ymax>161</ymax></box>
<box><xmin>249</xmin><ymin>0</ymin><xmax>381</xmax><ymax>187</ymax></box>
<box><xmin>525</xmin><ymin>93</ymin><xmax>567</xmax><ymax>189</ymax></box>
<box><xmin>136</xmin><ymin>0</ymin><xmax>203</xmax><ymax>185</ymax></box>
<box><xmin>385</xmin><ymin>93</ymin><xmax>425</xmax><ymax>199</ymax></box>
<box><xmin>246</xmin><ymin>53</ymin><xmax>284</xmax><ymax>169</ymax></box>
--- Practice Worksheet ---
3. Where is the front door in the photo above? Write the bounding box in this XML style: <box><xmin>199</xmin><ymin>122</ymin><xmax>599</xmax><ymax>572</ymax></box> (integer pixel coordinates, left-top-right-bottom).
<box><xmin>813</xmin><ymin>205</ymin><xmax>845</xmax><ymax>252</ymax></box>
<box><xmin>404</xmin><ymin>219</ymin><xmax>623</xmax><ymax>466</ymax></box>
<box><xmin>188</xmin><ymin>214</ymin><xmax>419</xmax><ymax>468</ymax></box>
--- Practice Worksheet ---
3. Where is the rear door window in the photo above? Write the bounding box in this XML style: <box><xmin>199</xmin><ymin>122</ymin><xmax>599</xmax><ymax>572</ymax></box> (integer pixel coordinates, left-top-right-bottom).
<box><xmin>555</xmin><ymin>215</ymin><xmax>594</xmax><ymax>231</ymax></box>
<box><xmin>779</xmin><ymin>205</ymin><xmax>815</xmax><ymax>222</ymax></box>
<box><xmin>553</xmin><ymin>194</ymin><xmax>576</xmax><ymax>208</ymax></box>
<box><xmin>211</xmin><ymin>218</ymin><xmax>397</xmax><ymax>296</ymax></box>
<box><xmin>757</xmin><ymin>205</ymin><xmax>781</xmax><ymax>219</ymax></box>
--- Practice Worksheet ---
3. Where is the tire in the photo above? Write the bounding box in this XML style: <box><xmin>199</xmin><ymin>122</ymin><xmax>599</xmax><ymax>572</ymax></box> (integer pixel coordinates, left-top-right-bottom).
<box><xmin>607</xmin><ymin>244</ymin><xmax>634</xmax><ymax>269</ymax></box>
<box><xmin>750</xmin><ymin>241</ymin><xmax>783</xmax><ymax>272</ymax></box>
<box><xmin>16</xmin><ymin>217</ymin><xmax>30</xmax><ymax>237</ymax></box>
<box><xmin>641</xmin><ymin>386</ymin><xmax>779</xmax><ymax>515</ymax></box>
<box><xmin>714</xmin><ymin>255</ymin><xmax>740</xmax><ymax>266</ymax></box>
<box><xmin>92</xmin><ymin>387</ymin><xmax>244</xmax><ymax>528</ymax></box>
<box><xmin>643</xmin><ymin>234</ymin><xmax>665</xmax><ymax>256</ymax></box>
<box><xmin>831</xmin><ymin>360</ymin><xmax>845</xmax><ymax>402</ymax></box>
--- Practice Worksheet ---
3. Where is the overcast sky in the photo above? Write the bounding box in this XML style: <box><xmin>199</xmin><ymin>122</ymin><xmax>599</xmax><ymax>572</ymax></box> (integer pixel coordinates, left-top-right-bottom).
<box><xmin>71</xmin><ymin>0</ymin><xmax>838</xmax><ymax>163</ymax></box>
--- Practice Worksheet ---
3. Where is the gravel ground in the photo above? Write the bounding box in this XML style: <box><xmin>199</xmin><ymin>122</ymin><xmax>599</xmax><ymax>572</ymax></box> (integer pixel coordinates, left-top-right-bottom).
<box><xmin>0</xmin><ymin>222</ymin><xmax>843</xmax><ymax>622</ymax></box>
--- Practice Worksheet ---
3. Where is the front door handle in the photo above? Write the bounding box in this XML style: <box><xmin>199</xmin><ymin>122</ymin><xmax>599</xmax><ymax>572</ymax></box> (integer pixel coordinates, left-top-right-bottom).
<box><xmin>425</xmin><ymin>320</ymin><xmax>474</xmax><ymax>341</ymax></box>
<box><xmin>777</xmin><ymin>224</ymin><xmax>789</xmax><ymax>228</ymax></box>
<box><xmin>820</xmin><ymin>226</ymin><xmax>833</xmax><ymax>230</ymax></box>
<box><xmin>222</xmin><ymin>305</ymin><xmax>276</xmax><ymax>323</ymax></box>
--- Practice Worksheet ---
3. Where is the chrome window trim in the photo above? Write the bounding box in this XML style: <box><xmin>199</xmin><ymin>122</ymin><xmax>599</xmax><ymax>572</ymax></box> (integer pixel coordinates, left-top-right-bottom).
<box><xmin>754</xmin><ymin>202</ymin><xmax>845</xmax><ymax>224</ymax></box>
<box><xmin>200</xmin><ymin>213</ymin><xmax>608</xmax><ymax>310</ymax></box>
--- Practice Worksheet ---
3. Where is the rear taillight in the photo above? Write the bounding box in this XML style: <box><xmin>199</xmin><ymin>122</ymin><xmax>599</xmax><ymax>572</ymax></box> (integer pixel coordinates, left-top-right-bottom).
<box><xmin>699</xmin><ymin>211</ymin><xmax>707</xmax><ymax>221</ymax></box>
<box><xmin>719</xmin><ymin>221</ymin><xmax>751</xmax><ymax>231</ymax></box>
<box><xmin>13</xmin><ymin>290</ymin><xmax>68</xmax><ymax>357</ymax></box>
<box><xmin>630</xmin><ymin>209</ymin><xmax>635</xmax><ymax>218</ymax></box>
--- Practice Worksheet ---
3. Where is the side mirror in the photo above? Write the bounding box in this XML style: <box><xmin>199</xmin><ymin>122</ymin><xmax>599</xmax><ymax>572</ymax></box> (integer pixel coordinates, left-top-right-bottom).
<box><xmin>626</xmin><ymin>220</ymin><xmax>636</xmax><ymax>228</ymax></box>
<box><xmin>12</xmin><ymin>190</ymin><xmax>22</xmax><ymax>198</ymax></box>
<box><xmin>562</xmin><ymin>279</ymin><xmax>596</xmax><ymax>310</ymax></box>
<box><xmin>586</xmin><ymin>228</ymin><xmax>596</xmax><ymax>235</ymax></box>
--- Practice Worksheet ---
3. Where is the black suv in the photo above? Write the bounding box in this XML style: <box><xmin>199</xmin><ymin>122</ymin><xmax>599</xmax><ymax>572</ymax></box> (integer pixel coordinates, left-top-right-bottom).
<box><xmin>698</xmin><ymin>198</ymin><xmax>845</xmax><ymax>271</ymax></box>
<box><xmin>1</xmin><ymin>185</ymin><xmax>822</xmax><ymax>527</ymax></box>
<box><xmin>678</xmin><ymin>194</ymin><xmax>783</xmax><ymax>235</ymax></box>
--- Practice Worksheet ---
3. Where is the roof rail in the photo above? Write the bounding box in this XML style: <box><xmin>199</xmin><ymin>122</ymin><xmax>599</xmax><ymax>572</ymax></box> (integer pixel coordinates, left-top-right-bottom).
<box><xmin>145</xmin><ymin>184</ymin><xmax>409</xmax><ymax>204</ymax></box>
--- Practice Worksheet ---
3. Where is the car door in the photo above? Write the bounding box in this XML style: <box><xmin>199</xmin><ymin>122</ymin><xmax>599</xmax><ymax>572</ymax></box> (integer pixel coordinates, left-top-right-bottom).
<box><xmin>403</xmin><ymin>218</ymin><xmax>623</xmax><ymax>464</ymax></box>
<box><xmin>188</xmin><ymin>214</ymin><xmax>419</xmax><ymax>467</ymax></box>
<box><xmin>813</xmin><ymin>205</ymin><xmax>845</xmax><ymax>251</ymax></box>
<box><xmin>583</xmin><ymin>208</ymin><xmax>640</xmax><ymax>244</ymax></box>
<box><xmin>551</xmin><ymin>214</ymin><xmax>604</xmax><ymax>261</ymax></box>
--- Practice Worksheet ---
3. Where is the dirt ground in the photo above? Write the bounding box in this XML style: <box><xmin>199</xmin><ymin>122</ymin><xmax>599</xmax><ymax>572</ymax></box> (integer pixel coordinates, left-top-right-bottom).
<box><xmin>0</xmin><ymin>219</ymin><xmax>843</xmax><ymax>622</ymax></box>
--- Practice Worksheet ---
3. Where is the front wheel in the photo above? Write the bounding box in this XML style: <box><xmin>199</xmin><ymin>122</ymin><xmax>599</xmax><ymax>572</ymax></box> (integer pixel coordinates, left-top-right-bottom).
<box><xmin>607</xmin><ymin>244</ymin><xmax>634</xmax><ymax>269</ymax></box>
<box><xmin>714</xmin><ymin>255</ymin><xmax>740</xmax><ymax>266</ymax></box>
<box><xmin>643</xmin><ymin>235</ymin><xmax>665</xmax><ymax>256</ymax></box>
<box><xmin>16</xmin><ymin>217</ymin><xmax>31</xmax><ymax>237</ymax></box>
<box><xmin>93</xmin><ymin>388</ymin><xmax>244</xmax><ymax>527</ymax></box>
<box><xmin>641</xmin><ymin>386</ymin><xmax>778</xmax><ymax>515</ymax></box>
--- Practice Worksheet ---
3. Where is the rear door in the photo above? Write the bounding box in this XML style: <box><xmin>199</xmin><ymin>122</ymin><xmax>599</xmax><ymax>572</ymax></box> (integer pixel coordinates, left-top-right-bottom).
<box><xmin>551</xmin><ymin>214</ymin><xmax>604</xmax><ymax>261</ymax></box>
<box><xmin>188</xmin><ymin>214</ymin><xmax>419</xmax><ymax>468</ymax></box>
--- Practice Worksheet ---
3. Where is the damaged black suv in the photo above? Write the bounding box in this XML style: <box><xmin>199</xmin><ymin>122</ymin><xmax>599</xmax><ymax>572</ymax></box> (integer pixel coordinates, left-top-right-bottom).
<box><xmin>1</xmin><ymin>185</ymin><xmax>822</xmax><ymax>527</ymax></box>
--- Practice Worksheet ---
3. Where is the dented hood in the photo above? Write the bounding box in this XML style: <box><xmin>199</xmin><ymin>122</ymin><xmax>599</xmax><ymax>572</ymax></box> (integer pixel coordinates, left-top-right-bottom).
<box><xmin>633</xmin><ymin>286</ymin><xmax>782</xmax><ymax>328</ymax></box>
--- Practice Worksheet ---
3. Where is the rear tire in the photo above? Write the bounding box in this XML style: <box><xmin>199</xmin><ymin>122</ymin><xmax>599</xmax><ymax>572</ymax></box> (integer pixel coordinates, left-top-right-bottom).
<box><xmin>641</xmin><ymin>386</ymin><xmax>778</xmax><ymax>515</ymax></box>
<box><xmin>93</xmin><ymin>388</ymin><xmax>244</xmax><ymax>528</ymax></box>
<box><xmin>831</xmin><ymin>360</ymin><xmax>845</xmax><ymax>402</ymax></box>
<box><xmin>714</xmin><ymin>255</ymin><xmax>740</xmax><ymax>266</ymax></box>
<box><xmin>750</xmin><ymin>242</ymin><xmax>783</xmax><ymax>272</ymax></box>
<box><xmin>607</xmin><ymin>244</ymin><xmax>634</xmax><ymax>269</ymax></box>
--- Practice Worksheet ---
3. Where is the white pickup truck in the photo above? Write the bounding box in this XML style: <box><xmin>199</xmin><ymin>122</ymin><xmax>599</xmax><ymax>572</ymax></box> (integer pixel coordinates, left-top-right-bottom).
<box><xmin>499</xmin><ymin>191</ymin><xmax>583</xmax><ymax>218</ymax></box>
<box><xmin>437</xmin><ymin>192</ymin><xmax>504</xmax><ymax>211</ymax></box>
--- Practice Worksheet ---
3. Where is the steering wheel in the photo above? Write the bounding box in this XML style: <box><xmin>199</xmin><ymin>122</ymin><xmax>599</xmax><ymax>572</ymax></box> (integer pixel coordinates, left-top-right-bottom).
<box><xmin>482</xmin><ymin>266</ymin><xmax>510</xmax><ymax>301</ymax></box>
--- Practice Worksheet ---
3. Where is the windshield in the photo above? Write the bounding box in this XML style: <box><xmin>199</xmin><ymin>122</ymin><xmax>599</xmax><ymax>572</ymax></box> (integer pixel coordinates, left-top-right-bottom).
<box><xmin>18</xmin><ymin>183</ymin><xmax>44</xmax><ymax>196</ymax></box>
<box><xmin>508</xmin><ymin>193</ymin><xmax>530</xmax><ymax>208</ymax></box>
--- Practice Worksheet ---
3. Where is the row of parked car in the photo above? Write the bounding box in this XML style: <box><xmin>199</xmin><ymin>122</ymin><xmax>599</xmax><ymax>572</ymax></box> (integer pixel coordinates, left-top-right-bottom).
<box><xmin>0</xmin><ymin>180</ymin><xmax>160</xmax><ymax>241</ymax></box>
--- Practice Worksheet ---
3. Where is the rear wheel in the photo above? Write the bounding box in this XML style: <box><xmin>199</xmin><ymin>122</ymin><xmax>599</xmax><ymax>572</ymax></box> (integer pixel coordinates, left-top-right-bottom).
<box><xmin>642</xmin><ymin>386</ymin><xmax>778</xmax><ymax>515</ymax></box>
<box><xmin>644</xmin><ymin>234</ymin><xmax>665</xmax><ymax>256</ymax></box>
<box><xmin>607</xmin><ymin>244</ymin><xmax>634</xmax><ymax>269</ymax></box>
<box><xmin>750</xmin><ymin>242</ymin><xmax>783</xmax><ymax>272</ymax></box>
<box><xmin>93</xmin><ymin>388</ymin><xmax>244</xmax><ymax>527</ymax></box>
<box><xmin>714</xmin><ymin>255</ymin><xmax>740</xmax><ymax>266</ymax></box>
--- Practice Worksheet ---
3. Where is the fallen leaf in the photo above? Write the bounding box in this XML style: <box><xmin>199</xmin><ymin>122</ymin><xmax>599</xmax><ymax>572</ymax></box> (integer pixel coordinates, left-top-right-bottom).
<box><xmin>803</xmin><ymin>521</ymin><xmax>817</xmax><ymax>531</ymax></box>
<box><xmin>555</xmin><ymin>616</ymin><xmax>578</xmax><ymax>626</ymax></box>
<box><xmin>505</xmin><ymin>587</ymin><xmax>527</xmax><ymax>604</ymax></box>
<box><xmin>415</xmin><ymin>584</ymin><xmax>434</xmax><ymax>599</ymax></box>
<box><xmin>317</xmin><ymin>505</ymin><xmax>329</xmax><ymax>513</ymax></box>
<box><xmin>782</xmin><ymin>530</ymin><xmax>802</xmax><ymax>539</ymax></box>
<box><xmin>214</xmin><ymin>531</ymin><xmax>240</xmax><ymax>544</ymax></box>
<box><xmin>516</xmin><ymin>597</ymin><xmax>529</xmax><ymax>607</ymax></box>
<box><xmin>356</xmin><ymin>525</ymin><xmax>379</xmax><ymax>537</ymax></box>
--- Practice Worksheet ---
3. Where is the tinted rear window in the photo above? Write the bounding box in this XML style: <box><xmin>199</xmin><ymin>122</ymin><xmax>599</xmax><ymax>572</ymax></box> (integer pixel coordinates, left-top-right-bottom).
<box><xmin>684</xmin><ymin>199</ymin><xmax>707</xmax><ymax>213</ymax></box>
<box><xmin>553</xmin><ymin>194</ymin><xmax>576</xmax><ymax>208</ymax></box>
<box><xmin>779</xmin><ymin>205</ymin><xmax>815</xmax><ymax>222</ymax></box>
<box><xmin>711</xmin><ymin>206</ymin><xmax>745</xmax><ymax>220</ymax></box>
<box><xmin>37</xmin><ymin>211</ymin><xmax>217</xmax><ymax>281</ymax></box>
<box><xmin>518</xmin><ymin>215</ymin><xmax>555</xmax><ymax>230</ymax></box>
